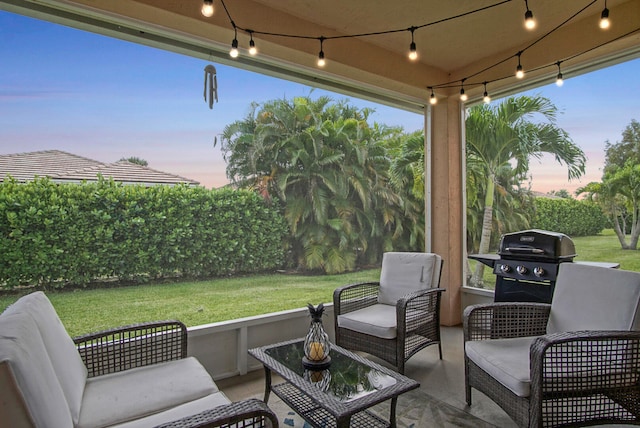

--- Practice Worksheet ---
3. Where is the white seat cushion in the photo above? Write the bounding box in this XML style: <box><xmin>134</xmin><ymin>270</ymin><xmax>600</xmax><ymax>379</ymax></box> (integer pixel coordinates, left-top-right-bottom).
<box><xmin>2</xmin><ymin>291</ymin><xmax>88</xmax><ymax>425</ymax></box>
<box><xmin>0</xmin><ymin>312</ymin><xmax>74</xmax><ymax>428</ymax></box>
<box><xmin>378</xmin><ymin>252</ymin><xmax>441</xmax><ymax>305</ymax></box>
<box><xmin>548</xmin><ymin>263</ymin><xmax>640</xmax><ymax>334</ymax></box>
<box><xmin>77</xmin><ymin>357</ymin><xmax>218</xmax><ymax>428</ymax></box>
<box><xmin>465</xmin><ymin>336</ymin><xmax>536</xmax><ymax>397</ymax></box>
<box><xmin>338</xmin><ymin>304</ymin><xmax>397</xmax><ymax>339</ymax></box>
<box><xmin>110</xmin><ymin>393</ymin><xmax>232</xmax><ymax>428</ymax></box>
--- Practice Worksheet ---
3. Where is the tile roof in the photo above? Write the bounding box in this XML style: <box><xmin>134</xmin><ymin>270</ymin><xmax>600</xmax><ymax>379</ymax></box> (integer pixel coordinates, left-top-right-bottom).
<box><xmin>0</xmin><ymin>150</ymin><xmax>200</xmax><ymax>186</ymax></box>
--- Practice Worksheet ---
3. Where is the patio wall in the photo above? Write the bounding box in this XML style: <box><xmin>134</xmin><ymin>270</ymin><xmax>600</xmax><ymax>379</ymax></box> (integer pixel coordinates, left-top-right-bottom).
<box><xmin>186</xmin><ymin>288</ymin><xmax>493</xmax><ymax>381</ymax></box>
<box><xmin>187</xmin><ymin>305</ymin><xmax>336</xmax><ymax>381</ymax></box>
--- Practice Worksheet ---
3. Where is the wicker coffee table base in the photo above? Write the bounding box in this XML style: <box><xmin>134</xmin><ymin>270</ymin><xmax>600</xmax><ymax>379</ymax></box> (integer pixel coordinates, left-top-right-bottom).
<box><xmin>272</xmin><ymin>382</ymin><xmax>390</xmax><ymax>428</ymax></box>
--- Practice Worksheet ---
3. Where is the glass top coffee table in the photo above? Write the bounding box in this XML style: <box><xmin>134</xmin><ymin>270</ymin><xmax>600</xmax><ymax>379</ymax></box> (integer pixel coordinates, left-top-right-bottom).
<box><xmin>249</xmin><ymin>338</ymin><xmax>419</xmax><ymax>428</ymax></box>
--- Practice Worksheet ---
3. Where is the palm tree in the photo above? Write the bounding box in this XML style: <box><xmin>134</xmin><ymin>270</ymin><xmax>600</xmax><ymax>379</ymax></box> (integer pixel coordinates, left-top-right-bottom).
<box><xmin>387</xmin><ymin>130</ymin><xmax>426</xmax><ymax>251</ymax></box>
<box><xmin>219</xmin><ymin>95</ymin><xmax>403</xmax><ymax>273</ymax></box>
<box><xmin>466</xmin><ymin>95</ymin><xmax>586</xmax><ymax>286</ymax></box>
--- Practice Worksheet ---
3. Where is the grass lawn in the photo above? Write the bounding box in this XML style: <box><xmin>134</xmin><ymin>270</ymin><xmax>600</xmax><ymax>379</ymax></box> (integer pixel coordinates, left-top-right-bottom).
<box><xmin>571</xmin><ymin>229</ymin><xmax>640</xmax><ymax>271</ymax></box>
<box><xmin>0</xmin><ymin>269</ymin><xmax>380</xmax><ymax>337</ymax></box>
<box><xmin>1</xmin><ymin>229</ymin><xmax>637</xmax><ymax>337</ymax></box>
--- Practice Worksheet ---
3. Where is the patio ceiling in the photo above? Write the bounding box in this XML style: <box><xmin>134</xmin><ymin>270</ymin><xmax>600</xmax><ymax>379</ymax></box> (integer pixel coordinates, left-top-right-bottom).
<box><xmin>2</xmin><ymin>0</ymin><xmax>639</xmax><ymax>112</ymax></box>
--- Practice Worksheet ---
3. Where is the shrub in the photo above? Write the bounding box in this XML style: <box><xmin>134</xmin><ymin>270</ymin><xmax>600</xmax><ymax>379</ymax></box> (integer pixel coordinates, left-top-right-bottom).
<box><xmin>532</xmin><ymin>197</ymin><xmax>607</xmax><ymax>236</ymax></box>
<box><xmin>0</xmin><ymin>177</ymin><xmax>288</xmax><ymax>289</ymax></box>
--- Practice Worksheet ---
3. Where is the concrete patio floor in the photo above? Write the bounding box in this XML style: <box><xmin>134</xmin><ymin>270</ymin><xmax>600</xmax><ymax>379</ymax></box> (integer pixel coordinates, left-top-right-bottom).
<box><xmin>217</xmin><ymin>325</ymin><xmax>518</xmax><ymax>427</ymax></box>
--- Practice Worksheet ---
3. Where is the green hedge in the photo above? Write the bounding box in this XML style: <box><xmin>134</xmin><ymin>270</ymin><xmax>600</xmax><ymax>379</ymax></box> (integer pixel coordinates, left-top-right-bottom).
<box><xmin>0</xmin><ymin>177</ymin><xmax>288</xmax><ymax>289</ymax></box>
<box><xmin>532</xmin><ymin>197</ymin><xmax>607</xmax><ymax>237</ymax></box>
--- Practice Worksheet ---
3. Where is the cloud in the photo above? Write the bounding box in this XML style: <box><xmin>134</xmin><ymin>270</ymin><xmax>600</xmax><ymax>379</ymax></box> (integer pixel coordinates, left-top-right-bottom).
<box><xmin>0</xmin><ymin>88</ymin><xmax>73</xmax><ymax>100</ymax></box>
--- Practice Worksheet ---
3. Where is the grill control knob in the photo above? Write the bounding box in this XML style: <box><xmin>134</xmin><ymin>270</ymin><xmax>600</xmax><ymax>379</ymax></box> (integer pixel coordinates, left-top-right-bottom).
<box><xmin>533</xmin><ymin>266</ymin><xmax>545</xmax><ymax>277</ymax></box>
<box><xmin>500</xmin><ymin>264</ymin><xmax>511</xmax><ymax>274</ymax></box>
<box><xmin>516</xmin><ymin>265</ymin><xmax>528</xmax><ymax>275</ymax></box>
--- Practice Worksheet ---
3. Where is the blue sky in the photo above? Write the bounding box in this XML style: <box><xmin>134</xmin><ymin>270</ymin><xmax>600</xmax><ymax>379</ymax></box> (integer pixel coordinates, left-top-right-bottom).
<box><xmin>1</xmin><ymin>10</ymin><xmax>638</xmax><ymax>194</ymax></box>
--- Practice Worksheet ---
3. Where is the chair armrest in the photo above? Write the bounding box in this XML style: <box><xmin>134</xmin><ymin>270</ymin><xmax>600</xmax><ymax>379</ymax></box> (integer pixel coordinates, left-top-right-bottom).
<box><xmin>397</xmin><ymin>288</ymin><xmax>445</xmax><ymax>330</ymax></box>
<box><xmin>153</xmin><ymin>398</ymin><xmax>279</xmax><ymax>428</ymax></box>
<box><xmin>73</xmin><ymin>320</ymin><xmax>187</xmax><ymax>377</ymax></box>
<box><xmin>463</xmin><ymin>302</ymin><xmax>550</xmax><ymax>342</ymax></box>
<box><xmin>531</xmin><ymin>330</ymin><xmax>640</xmax><ymax>385</ymax></box>
<box><xmin>333</xmin><ymin>281</ymin><xmax>380</xmax><ymax>315</ymax></box>
<box><xmin>529</xmin><ymin>330</ymin><xmax>640</xmax><ymax>426</ymax></box>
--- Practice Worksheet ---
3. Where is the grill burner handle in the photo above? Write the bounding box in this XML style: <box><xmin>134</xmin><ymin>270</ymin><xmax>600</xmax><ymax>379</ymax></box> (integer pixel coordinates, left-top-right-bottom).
<box><xmin>503</xmin><ymin>247</ymin><xmax>545</xmax><ymax>254</ymax></box>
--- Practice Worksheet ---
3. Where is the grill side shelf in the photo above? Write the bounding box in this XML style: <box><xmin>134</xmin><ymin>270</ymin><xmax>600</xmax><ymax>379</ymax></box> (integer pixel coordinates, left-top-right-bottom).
<box><xmin>468</xmin><ymin>254</ymin><xmax>499</xmax><ymax>269</ymax></box>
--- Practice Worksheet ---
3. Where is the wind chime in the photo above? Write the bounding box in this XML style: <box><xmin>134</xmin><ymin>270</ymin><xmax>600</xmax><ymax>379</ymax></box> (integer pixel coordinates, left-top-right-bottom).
<box><xmin>203</xmin><ymin>64</ymin><xmax>218</xmax><ymax>109</ymax></box>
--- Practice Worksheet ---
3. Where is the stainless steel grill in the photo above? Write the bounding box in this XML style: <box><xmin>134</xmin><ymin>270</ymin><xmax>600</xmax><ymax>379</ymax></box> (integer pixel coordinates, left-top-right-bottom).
<box><xmin>469</xmin><ymin>229</ymin><xmax>576</xmax><ymax>303</ymax></box>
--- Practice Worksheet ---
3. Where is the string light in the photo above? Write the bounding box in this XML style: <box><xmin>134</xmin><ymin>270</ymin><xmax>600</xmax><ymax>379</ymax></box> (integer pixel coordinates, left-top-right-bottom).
<box><xmin>460</xmin><ymin>79</ymin><xmax>468</xmax><ymax>101</ymax></box>
<box><xmin>204</xmin><ymin>0</ymin><xmax>629</xmax><ymax>98</ymax></box>
<box><xmin>524</xmin><ymin>0</ymin><xmax>536</xmax><ymax>30</ymax></box>
<box><xmin>201</xmin><ymin>0</ymin><xmax>214</xmax><ymax>17</ymax></box>
<box><xmin>408</xmin><ymin>27</ymin><xmax>418</xmax><ymax>61</ymax></box>
<box><xmin>515</xmin><ymin>52</ymin><xmax>524</xmax><ymax>79</ymax></box>
<box><xmin>229</xmin><ymin>27</ymin><xmax>239</xmax><ymax>58</ymax></box>
<box><xmin>317</xmin><ymin>37</ymin><xmax>326</xmax><ymax>67</ymax></box>
<box><xmin>429</xmin><ymin>88</ymin><xmax>437</xmax><ymax>105</ymax></box>
<box><xmin>206</xmin><ymin>0</ymin><xmax>519</xmax><ymax>66</ymax></box>
<box><xmin>555</xmin><ymin>61</ymin><xmax>564</xmax><ymax>86</ymax></box>
<box><xmin>483</xmin><ymin>82</ymin><xmax>491</xmax><ymax>104</ymax></box>
<box><xmin>600</xmin><ymin>0</ymin><xmax>610</xmax><ymax>29</ymax></box>
<box><xmin>248</xmin><ymin>31</ymin><xmax>257</xmax><ymax>56</ymax></box>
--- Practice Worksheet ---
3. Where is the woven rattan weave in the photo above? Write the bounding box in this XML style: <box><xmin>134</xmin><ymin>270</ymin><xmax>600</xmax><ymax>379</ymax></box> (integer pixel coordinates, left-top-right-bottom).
<box><xmin>333</xmin><ymin>279</ymin><xmax>444</xmax><ymax>374</ymax></box>
<box><xmin>464</xmin><ymin>302</ymin><xmax>640</xmax><ymax>427</ymax></box>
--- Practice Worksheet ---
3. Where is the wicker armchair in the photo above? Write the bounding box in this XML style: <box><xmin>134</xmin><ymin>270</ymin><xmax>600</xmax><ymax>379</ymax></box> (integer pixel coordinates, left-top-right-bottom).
<box><xmin>333</xmin><ymin>252</ymin><xmax>444</xmax><ymax>374</ymax></box>
<box><xmin>464</xmin><ymin>262</ymin><xmax>640</xmax><ymax>428</ymax></box>
<box><xmin>73</xmin><ymin>321</ymin><xmax>278</xmax><ymax>428</ymax></box>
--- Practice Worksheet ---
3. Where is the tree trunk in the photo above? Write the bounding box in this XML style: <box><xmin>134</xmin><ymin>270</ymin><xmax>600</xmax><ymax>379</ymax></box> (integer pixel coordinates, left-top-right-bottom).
<box><xmin>471</xmin><ymin>174</ymin><xmax>495</xmax><ymax>287</ymax></box>
<box><xmin>629</xmin><ymin>201</ymin><xmax>639</xmax><ymax>250</ymax></box>
<box><xmin>611</xmin><ymin>203</ymin><xmax>630</xmax><ymax>249</ymax></box>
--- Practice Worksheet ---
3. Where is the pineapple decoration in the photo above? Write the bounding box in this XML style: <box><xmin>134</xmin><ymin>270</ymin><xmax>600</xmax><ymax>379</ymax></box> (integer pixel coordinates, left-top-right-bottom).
<box><xmin>302</xmin><ymin>303</ymin><xmax>332</xmax><ymax>369</ymax></box>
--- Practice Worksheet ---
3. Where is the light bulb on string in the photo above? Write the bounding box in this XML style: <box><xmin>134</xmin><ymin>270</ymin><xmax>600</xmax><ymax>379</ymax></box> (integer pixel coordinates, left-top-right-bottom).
<box><xmin>460</xmin><ymin>79</ymin><xmax>468</xmax><ymax>102</ymax></box>
<box><xmin>201</xmin><ymin>0</ymin><xmax>214</xmax><ymax>17</ymax></box>
<box><xmin>429</xmin><ymin>88</ymin><xmax>437</xmax><ymax>105</ymax></box>
<box><xmin>515</xmin><ymin>52</ymin><xmax>524</xmax><ymax>79</ymax></box>
<box><xmin>229</xmin><ymin>38</ymin><xmax>239</xmax><ymax>58</ymax></box>
<box><xmin>248</xmin><ymin>31</ymin><xmax>257</xmax><ymax>56</ymax></box>
<box><xmin>483</xmin><ymin>82</ymin><xmax>491</xmax><ymax>104</ymax></box>
<box><xmin>317</xmin><ymin>37</ymin><xmax>326</xmax><ymax>67</ymax></box>
<box><xmin>524</xmin><ymin>0</ymin><xmax>536</xmax><ymax>30</ymax></box>
<box><xmin>600</xmin><ymin>0</ymin><xmax>610</xmax><ymax>29</ymax></box>
<box><xmin>555</xmin><ymin>62</ymin><xmax>564</xmax><ymax>87</ymax></box>
<box><xmin>229</xmin><ymin>27</ymin><xmax>239</xmax><ymax>58</ymax></box>
<box><xmin>408</xmin><ymin>27</ymin><xmax>418</xmax><ymax>61</ymax></box>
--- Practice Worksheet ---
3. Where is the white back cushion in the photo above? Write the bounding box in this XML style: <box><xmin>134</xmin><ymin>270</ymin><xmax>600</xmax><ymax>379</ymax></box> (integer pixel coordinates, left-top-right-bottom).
<box><xmin>547</xmin><ymin>263</ymin><xmax>640</xmax><ymax>334</ymax></box>
<box><xmin>3</xmin><ymin>292</ymin><xmax>87</xmax><ymax>425</ymax></box>
<box><xmin>78</xmin><ymin>357</ymin><xmax>218</xmax><ymax>428</ymax></box>
<box><xmin>378</xmin><ymin>252</ymin><xmax>442</xmax><ymax>305</ymax></box>
<box><xmin>0</xmin><ymin>312</ymin><xmax>73</xmax><ymax>427</ymax></box>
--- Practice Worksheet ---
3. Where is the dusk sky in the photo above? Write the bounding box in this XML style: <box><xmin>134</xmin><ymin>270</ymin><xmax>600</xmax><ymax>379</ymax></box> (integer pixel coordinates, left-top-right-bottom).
<box><xmin>1</xmin><ymin>10</ymin><xmax>638</xmax><ymax>195</ymax></box>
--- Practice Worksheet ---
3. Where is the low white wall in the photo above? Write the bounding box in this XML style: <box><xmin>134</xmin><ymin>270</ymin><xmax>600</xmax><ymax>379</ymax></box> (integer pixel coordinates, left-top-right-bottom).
<box><xmin>187</xmin><ymin>305</ymin><xmax>335</xmax><ymax>380</ymax></box>
<box><xmin>187</xmin><ymin>287</ymin><xmax>494</xmax><ymax>381</ymax></box>
<box><xmin>460</xmin><ymin>285</ymin><xmax>494</xmax><ymax>310</ymax></box>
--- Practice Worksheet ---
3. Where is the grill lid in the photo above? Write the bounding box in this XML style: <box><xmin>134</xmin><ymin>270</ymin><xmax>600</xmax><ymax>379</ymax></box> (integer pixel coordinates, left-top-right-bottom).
<box><xmin>498</xmin><ymin>229</ymin><xmax>576</xmax><ymax>261</ymax></box>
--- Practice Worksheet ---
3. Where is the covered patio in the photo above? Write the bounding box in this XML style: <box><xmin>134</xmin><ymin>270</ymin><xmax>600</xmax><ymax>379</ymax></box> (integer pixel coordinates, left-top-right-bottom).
<box><xmin>2</xmin><ymin>0</ymin><xmax>638</xmax><ymax>326</ymax></box>
<box><xmin>2</xmin><ymin>1</ymin><xmax>640</xmax><ymax>426</ymax></box>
